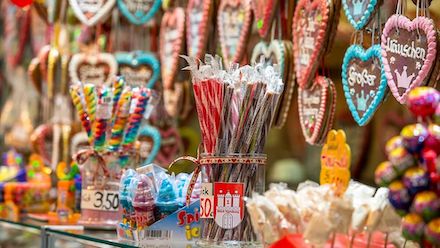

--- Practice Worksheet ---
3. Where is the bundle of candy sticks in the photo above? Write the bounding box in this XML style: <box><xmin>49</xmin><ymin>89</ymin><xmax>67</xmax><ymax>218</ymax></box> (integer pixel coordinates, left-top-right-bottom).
<box><xmin>184</xmin><ymin>55</ymin><xmax>284</xmax><ymax>242</ymax></box>
<box><xmin>69</xmin><ymin>77</ymin><xmax>153</xmax><ymax>155</ymax></box>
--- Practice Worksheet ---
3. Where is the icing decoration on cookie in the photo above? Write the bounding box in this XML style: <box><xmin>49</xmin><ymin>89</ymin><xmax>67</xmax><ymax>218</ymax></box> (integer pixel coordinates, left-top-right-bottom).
<box><xmin>342</xmin><ymin>44</ymin><xmax>388</xmax><ymax>126</ymax></box>
<box><xmin>218</xmin><ymin>0</ymin><xmax>253</xmax><ymax>66</ymax></box>
<box><xmin>160</xmin><ymin>7</ymin><xmax>185</xmax><ymax>90</ymax></box>
<box><xmin>381</xmin><ymin>15</ymin><xmax>437</xmax><ymax>104</ymax></box>
<box><xmin>292</xmin><ymin>0</ymin><xmax>330</xmax><ymax>89</ymax></box>
<box><xmin>69</xmin><ymin>52</ymin><xmax>118</xmax><ymax>86</ymax></box>
<box><xmin>251</xmin><ymin>0</ymin><xmax>278</xmax><ymax>38</ymax></box>
<box><xmin>298</xmin><ymin>76</ymin><xmax>336</xmax><ymax>145</ymax></box>
<box><xmin>342</xmin><ymin>0</ymin><xmax>380</xmax><ymax>30</ymax></box>
<box><xmin>117</xmin><ymin>0</ymin><xmax>161</xmax><ymax>25</ymax></box>
<box><xmin>116</xmin><ymin>51</ymin><xmax>160</xmax><ymax>89</ymax></box>
<box><xmin>68</xmin><ymin>0</ymin><xmax>116</xmax><ymax>26</ymax></box>
<box><xmin>186</xmin><ymin>0</ymin><xmax>212</xmax><ymax>59</ymax></box>
<box><xmin>251</xmin><ymin>40</ymin><xmax>295</xmax><ymax>128</ymax></box>
<box><xmin>137</xmin><ymin>124</ymin><xmax>161</xmax><ymax>165</ymax></box>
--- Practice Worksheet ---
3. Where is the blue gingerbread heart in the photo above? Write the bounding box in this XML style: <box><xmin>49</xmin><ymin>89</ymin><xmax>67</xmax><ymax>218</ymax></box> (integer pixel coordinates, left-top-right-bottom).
<box><xmin>138</xmin><ymin>124</ymin><xmax>161</xmax><ymax>165</ymax></box>
<box><xmin>116</xmin><ymin>51</ymin><xmax>160</xmax><ymax>89</ymax></box>
<box><xmin>117</xmin><ymin>0</ymin><xmax>161</xmax><ymax>25</ymax></box>
<box><xmin>341</xmin><ymin>44</ymin><xmax>388</xmax><ymax>126</ymax></box>
<box><xmin>342</xmin><ymin>0</ymin><xmax>379</xmax><ymax>30</ymax></box>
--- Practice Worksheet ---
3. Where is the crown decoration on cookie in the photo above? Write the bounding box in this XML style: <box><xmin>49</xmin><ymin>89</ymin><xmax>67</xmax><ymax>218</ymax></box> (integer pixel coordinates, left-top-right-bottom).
<box><xmin>352</xmin><ymin>0</ymin><xmax>365</xmax><ymax>16</ymax></box>
<box><xmin>395</xmin><ymin>66</ymin><xmax>415</xmax><ymax>89</ymax></box>
<box><xmin>356</xmin><ymin>90</ymin><xmax>369</xmax><ymax>112</ymax></box>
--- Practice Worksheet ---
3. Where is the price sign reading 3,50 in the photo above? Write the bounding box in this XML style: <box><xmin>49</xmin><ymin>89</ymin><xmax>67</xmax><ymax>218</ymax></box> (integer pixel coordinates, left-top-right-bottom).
<box><xmin>81</xmin><ymin>189</ymin><xmax>120</xmax><ymax>211</ymax></box>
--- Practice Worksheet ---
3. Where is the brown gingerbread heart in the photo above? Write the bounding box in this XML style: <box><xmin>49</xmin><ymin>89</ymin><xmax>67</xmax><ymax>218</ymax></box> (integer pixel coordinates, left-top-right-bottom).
<box><xmin>186</xmin><ymin>0</ymin><xmax>213</xmax><ymax>59</ymax></box>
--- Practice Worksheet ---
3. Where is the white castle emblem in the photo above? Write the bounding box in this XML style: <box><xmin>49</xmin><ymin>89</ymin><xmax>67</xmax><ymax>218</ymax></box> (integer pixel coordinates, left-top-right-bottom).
<box><xmin>215</xmin><ymin>190</ymin><xmax>241</xmax><ymax>229</ymax></box>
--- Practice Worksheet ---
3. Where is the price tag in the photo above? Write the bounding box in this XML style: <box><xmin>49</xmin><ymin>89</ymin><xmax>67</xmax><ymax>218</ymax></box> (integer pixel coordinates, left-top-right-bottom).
<box><xmin>320</xmin><ymin>129</ymin><xmax>351</xmax><ymax>196</ymax></box>
<box><xmin>81</xmin><ymin>189</ymin><xmax>120</xmax><ymax>211</ymax></box>
<box><xmin>200</xmin><ymin>183</ymin><xmax>213</xmax><ymax>219</ymax></box>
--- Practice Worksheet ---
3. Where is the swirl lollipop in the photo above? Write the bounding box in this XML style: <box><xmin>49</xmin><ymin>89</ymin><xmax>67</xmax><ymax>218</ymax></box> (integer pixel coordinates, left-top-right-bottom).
<box><xmin>425</xmin><ymin>218</ymin><xmax>440</xmax><ymax>246</ymax></box>
<box><xmin>388</xmin><ymin>181</ymin><xmax>412</xmax><ymax>216</ymax></box>
<box><xmin>413</xmin><ymin>191</ymin><xmax>440</xmax><ymax>222</ymax></box>
<box><xmin>402</xmin><ymin>213</ymin><xmax>425</xmax><ymax>242</ymax></box>
<box><xmin>407</xmin><ymin>87</ymin><xmax>440</xmax><ymax>120</ymax></box>
<box><xmin>401</xmin><ymin>124</ymin><xmax>429</xmax><ymax>154</ymax></box>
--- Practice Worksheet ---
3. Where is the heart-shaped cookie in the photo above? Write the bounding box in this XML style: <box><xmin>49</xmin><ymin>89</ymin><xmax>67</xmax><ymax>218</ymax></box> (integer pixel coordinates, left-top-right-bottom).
<box><xmin>160</xmin><ymin>7</ymin><xmax>185</xmax><ymax>90</ymax></box>
<box><xmin>298</xmin><ymin>76</ymin><xmax>336</xmax><ymax>145</ymax></box>
<box><xmin>218</xmin><ymin>0</ymin><xmax>253</xmax><ymax>66</ymax></box>
<box><xmin>292</xmin><ymin>0</ymin><xmax>331</xmax><ymax>89</ymax></box>
<box><xmin>251</xmin><ymin>0</ymin><xmax>278</xmax><ymax>38</ymax></box>
<box><xmin>342</xmin><ymin>44</ymin><xmax>388</xmax><ymax>126</ymax></box>
<box><xmin>381</xmin><ymin>15</ymin><xmax>437</xmax><ymax>104</ymax></box>
<box><xmin>156</xmin><ymin>126</ymin><xmax>182</xmax><ymax>166</ymax></box>
<box><xmin>186</xmin><ymin>0</ymin><xmax>213</xmax><ymax>59</ymax></box>
<box><xmin>117</xmin><ymin>0</ymin><xmax>161</xmax><ymax>25</ymax></box>
<box><xmin>116</xmin><ymin>51</ymin><xmax>160</xmax><ymax>88</ymax></box>
<box><xmin>342</xmin><ymin>0</ymin><xmax>380</xmax><ymax>30</ymax></box>
<box><xmin>69</xmin><ymin>52</ymin><xmax>118</xmax><ymax>86</ymax></box>
<box><xmin>68</xmin><ymin>0</ymin><xmax>116</xmax><ymax>26</ymax></box>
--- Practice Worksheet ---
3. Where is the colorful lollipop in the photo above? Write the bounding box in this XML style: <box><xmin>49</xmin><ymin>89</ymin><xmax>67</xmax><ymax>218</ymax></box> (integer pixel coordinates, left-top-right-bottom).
<box><xmin>83</xmin><ymin>84</ymin><xmax>97</xmax><ymax>125</ymax></box>
<box><xmin>403</xmin><ymin>167</ymin><xmax>430</xmax><ymax>196</ymax></box>
<box><xmin>386</xmin><ymin>136</ymin><xmax>404</xmax><ymax>155</ymax></box>
<box><xmin>93</xmin><ymin>87</ymin><xmax>113</xmax><ymax>151</ymax></box>
<box><xmin>407</xmin><ymin>87</ymin><xmax>440</xmax><ymax>119</ymax></box>
<box><xmin>388</xmin><ymin>181</ymin><xmax>412</xmax><ymax>216</ymax></box>
<box><xmin>108</xmin><ymin>88</ymin><xmax>132</xmax><ymax>151</ymax></box>
<box><xmin>388</xmin><ymin>147</ymin><xmax>415</xmax><ymax>175</ymax></box>
<box><xmin>375</xmin><ymin>161</ymin><xmax>398</xmax><ymax>187</ymax></box>
<box><xmin>112</xmin><ymin>76</ymin><xmax>125</xmax><ymax>116</ymax></box>
<box><xmin>425</xmin><ymin>218</ymin><xmax>440</xmax><ymax>246</ymax></box>
<box><xmin>401</xmin><ymin>124</ymin><xmax>429</xmax><ymax>154</ymax></box>
<box><xmin>402</xmin><ymin>213</ymin><xmax>425</xmax><ymax>242</ymax></box>
<box><xmin>122</xmin><ymin>88</ymin><xmax>150</xmax><ymax>150</ymax></box>
<box><xmin>413</xmin><ymin>191</ymin><xmax>440</xmax><ymax>222</ymax></box>
<box><xmin>69</xmin><ymin>85</ymin><xmax>92</xmax><ymax>142</ymax></box>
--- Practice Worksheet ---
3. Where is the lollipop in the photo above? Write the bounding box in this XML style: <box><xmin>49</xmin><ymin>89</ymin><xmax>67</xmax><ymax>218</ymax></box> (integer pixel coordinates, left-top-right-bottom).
<box><xmin>112</xmin><ymin>76</ymin><xmax>125</xmax><ymax>115</ymax></box>
<box><xmin>425</xmin><ymin>218</ymin><xmax>440</xmax><ymax>246</ymax></box>
<box><xmin>386</xmin><ymin>136</ymin><xmax>404</xmax><ymax>155</ymax></box>
<box><xmin>413</xmin><ymin>191</ymin><xmax>440</xmax><ymax>222</ymax></box>
<box><xmin>424</xmin><ymin>124</ymin><xmax>440</xmax><ymax>155</ymax></box>
<box><xmin>401</xmin><ymin>124</ymin><xmax>429</xmax><ymax>154</ymax></box>
<box><xmin>93</xmin><ymin>87</ymin><xmax>113</xmax><ymax>151</ymax></box>
<box><xmin>402</xmin><ymin>213</ymin><xmax>425</xmax><ymax>242</ymax></box>
<box><xmin>435</xmin><ymin>104</ymin><xmax>440</xmax><ymax>124</ymax></box>
<box><xmin>403</xmin><ymin>167</ymin><xmax>430</xmax><ymax>195</ymax></box>
<box><xmin>83</xmin><ymin>84</ymin><xmax>97</xmax><ymax>125</ymax></box>
<box><xmin>375</xmin><ymin>161</ymin><xmax>398</xmax><ymax>187</ymax></box>
<box><xmin>388</xmin><ymin>147</ymin><xmax>415</xmax><ymax>175</ymax></box>
<box><xmin>388</xmin><ymin>181</ymin><xmax>412</xmax><ymax>216</ymax></box>
<box><xmin>407</xmin><ymin>87</ymin><xmax>440</xmax><ymax>119</ymax></box>
<box><xmin>108</xmin><ymin>88</ymin><xmax>132</xmax><ymax>151</ymax></box>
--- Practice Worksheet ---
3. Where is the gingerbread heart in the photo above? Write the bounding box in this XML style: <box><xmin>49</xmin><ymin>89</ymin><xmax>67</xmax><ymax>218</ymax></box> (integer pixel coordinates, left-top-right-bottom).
<box><xmin>68</xmin><ymin>0</ymin><xmax>115</xmax><ymax>26</ymax></box>
<box><xmin>251</xmin><ymin>0</ymin><xmax>278</xmax><ymax>38</ymax></box>
<box><xmin>156</xmin><ymin>126</ymin><xmax>182</xmax><ymax>166</ymax></box>
<box><xmin>298</xmin><ymin>76</ymin><xmax>336</xmax><ymax>145</ymax></box>
<box><xmin>69</xmin><ymin>53</ymin><xmax>118</xmax><ymax>86</ymax></box>
<box><xmin>116</xmin><ymin>51</ymin><xmax>160</xmax><ymax>88</ymax></box>
<box><xmin>342</xmin><ymin>44</ymin><xmax>388</xmax><ymax>126</ymax></box>
<box><xmin>160</xmin><ymin>7</ymin><xmax>185</xmax><ymax>89</ymax></box>
<box><xmin>186</xmin><ymin>0</ymin><xmax>213</xmax><ymax>59</ymax></box>
<box><xmin>292</xmin><ymin>0</ymin><xmax>331</xmax><ymax>89</ymax></box>
<box><xmin>251</xmin><ymin>41</ymin><xmax>284</xmax><ymax>69</ymax></box>
<box><xmin>342</xmin><ymin>0</ymin><xmax>380</xmax><ymax>30</ymax></box>
<box><xmin>381</xmin><ymin>15</ymin><xmax>437</xmax><ymax>104</ymax></box>
<box><xmin>117</xmin><ymin>0</ymin><xmax>161</xmax><ymax>25</ymax></box>
<box><xmin>218</xmin><ymin>0</ymin><xmax>253</xmax><ymax>66</ymax></box>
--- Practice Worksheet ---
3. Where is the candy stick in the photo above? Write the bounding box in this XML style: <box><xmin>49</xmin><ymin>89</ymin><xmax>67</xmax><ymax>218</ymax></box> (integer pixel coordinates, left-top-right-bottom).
<box><xmin>112</xmin><ymin>76</ymin><xmax>125</xmax><ymax>116</ymax></box>
<box><xmin>69</xmin><ymin>85</ymin><xmax>92</xmax><ymax>143</ymax></box>
<box><xmin>108</xmin><ymin>88</ymin><xmax>132</xmax><ymax>151</ymax></box>
<box><xmin>83</xmin><ymin>83</ymin><xmax>97</xmax><ymax>126</ymax></box>
<box><xmin>93</xmin><ymin>87</ymin><xmax>112</xmax><ymax>151</ymax></box>
<box><xmin>122</xmin><ymin>88</ymin><xmax>149</xmax><ymax>150</ymax></box>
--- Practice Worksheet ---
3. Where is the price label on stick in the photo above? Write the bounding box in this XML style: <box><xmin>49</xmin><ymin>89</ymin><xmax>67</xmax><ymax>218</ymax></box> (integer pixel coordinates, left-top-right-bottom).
<box><xmin>81</xmin><ymin>189</ymin><xmax>120</xmax><ymax>211</ymax></box>
<box><xmin>200</xmin><ymin>183</ymin><xmax>214</xmax><ymax>218</ymax></box>
<box><xmin>320</xmin><ymin>129</ymin><xmax>351</xmax><ymax>196</ymax></box>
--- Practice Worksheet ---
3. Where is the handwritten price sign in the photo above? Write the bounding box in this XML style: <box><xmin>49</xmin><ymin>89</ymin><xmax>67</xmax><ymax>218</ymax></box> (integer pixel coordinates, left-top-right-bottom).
<box><xmin>320</xmin><ymin>129</ymin><xmax>351</xmax><ymax>196</ymax></box>
<box><xmin>200</xmin><ymin>183</ymin><xmax>214</xmax><ymax>218</ymax></box>
<box><xmin>81</xmin><ymin>189</ymin><xmax>120</xmax><ymax>211</ymax></box>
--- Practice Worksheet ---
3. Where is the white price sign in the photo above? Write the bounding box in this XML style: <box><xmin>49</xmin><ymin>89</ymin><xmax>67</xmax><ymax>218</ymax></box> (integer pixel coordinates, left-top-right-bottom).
<box><xmin>200</xmin><ymin>183</ymin><xmax>214</xmax><ymax>219</ymax></box>
<box><xmin>81</xmin><ymin>189</ymin><xmax>120</xmax><ymax>211</ymax></box>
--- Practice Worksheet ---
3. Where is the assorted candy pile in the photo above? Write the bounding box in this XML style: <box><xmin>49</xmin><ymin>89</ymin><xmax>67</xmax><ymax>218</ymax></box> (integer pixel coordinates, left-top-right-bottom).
<box><xmin>246</xmin><ymin>181</ymin><xmax>401</xmax><ymax>247</ymax></box>
<box><xmin>374</xmin><ymin>87</ymin><xmax>440</xmax><ymax>246</ymax></box>
<box><xmin>69</xmin><ymin>77</ymin><xmax>156</xmax><ymax>154</ymax></box>
<box><xmin>119</xmin><ymin>164</ymin><xmax>200</xmax><ymax>230</ymax></box>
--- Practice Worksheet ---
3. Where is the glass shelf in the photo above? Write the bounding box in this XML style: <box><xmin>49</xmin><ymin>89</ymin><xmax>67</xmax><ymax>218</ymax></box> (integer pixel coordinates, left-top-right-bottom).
<box><xmin>0</xmin><ymin>218</ymin><xmax>136</xmax><ymax>248</ymax></box>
